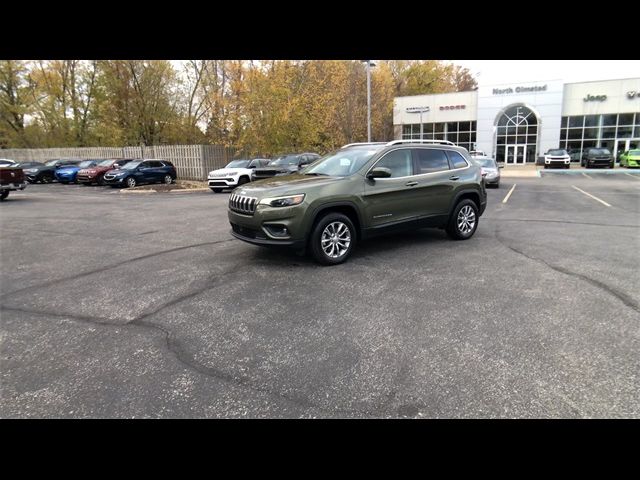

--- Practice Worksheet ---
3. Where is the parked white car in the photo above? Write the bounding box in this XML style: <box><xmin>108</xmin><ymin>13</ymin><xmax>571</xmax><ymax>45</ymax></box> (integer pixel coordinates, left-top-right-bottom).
<box><xmin>543</xmin><ymin>149</ymin><xmax>571</xmax><ymax>169</ymax></box>
<box><xmin>208</xmin><ymin>158</ymin><xmax>271</xmax><ymax>193</ymax></box>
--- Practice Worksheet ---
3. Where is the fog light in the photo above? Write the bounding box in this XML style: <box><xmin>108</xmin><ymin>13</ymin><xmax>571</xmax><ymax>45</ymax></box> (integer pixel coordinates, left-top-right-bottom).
<box><xmin>264</xmin><ymin>224</ymin><xmax>289</xmax><ymax>238</ymax></box>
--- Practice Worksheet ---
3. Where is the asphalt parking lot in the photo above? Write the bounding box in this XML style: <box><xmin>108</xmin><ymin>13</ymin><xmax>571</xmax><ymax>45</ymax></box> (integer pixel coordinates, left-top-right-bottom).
<box><xmin>1</xmin><ymin>174</ymin><xmax>639</xmax><ymax>418</ymax></box>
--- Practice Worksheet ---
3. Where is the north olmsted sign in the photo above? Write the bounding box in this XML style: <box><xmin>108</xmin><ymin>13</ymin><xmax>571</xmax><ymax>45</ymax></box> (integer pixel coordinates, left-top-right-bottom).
<box><xmin>492</xmin><ymin>85</ymin><xmax>548</xmax><ymax>95</ymax></box>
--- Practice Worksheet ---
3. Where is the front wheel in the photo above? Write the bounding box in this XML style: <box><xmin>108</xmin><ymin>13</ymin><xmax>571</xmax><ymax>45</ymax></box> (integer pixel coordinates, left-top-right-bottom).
<box><xmin>309</xmin><ymin>213</ymin><xmax>356</xmax><ymax>265</ymax></box>
<box><xmin>126</xmin><ymin>177</ymin><xmax>137</xmax><ymax>188</ymax></box>
<box><xmin>446</xmin><ymin>199</ymin><xmax>479</xmax><ymax>240</ymax></box>
<box><xmin>0</xmin><ymin>190</ymin><xmax>8</xmax><ymax>200</ymax></box>
<box><xmin>237</xmin><ymin>176</ymin><xmax>249</xmax><ymax>186</ymax></box>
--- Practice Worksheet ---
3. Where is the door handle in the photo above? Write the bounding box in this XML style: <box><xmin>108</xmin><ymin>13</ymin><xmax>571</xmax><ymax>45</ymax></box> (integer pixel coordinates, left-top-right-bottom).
<box><xmin>405</xmin><ymin>181</ymin><xmax>418</xmax><ymax>187</ymax></box>
<box><xmin>449</xmin><ymin>176</ymin><xmax>460</xmax><ymax>181</ymax></box>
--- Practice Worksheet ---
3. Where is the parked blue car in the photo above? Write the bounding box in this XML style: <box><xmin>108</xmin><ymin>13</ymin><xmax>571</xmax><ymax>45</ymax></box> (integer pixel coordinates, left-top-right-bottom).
<box><xmin>102</xmin><ymin>159</ymin><xmax>177</xmax><ymax>188</ymax></box>
<box><xmin>55</xmin><ymin>160</ymin><xmax>102</xmax><ymax>184</ymax></box>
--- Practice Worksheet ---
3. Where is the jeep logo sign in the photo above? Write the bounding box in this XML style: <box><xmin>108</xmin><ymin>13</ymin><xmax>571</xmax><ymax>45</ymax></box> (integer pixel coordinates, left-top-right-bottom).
<box><xmin>628</xmin><ymin>91</ymin><xmax>638</xmax><ymax>99</ymax></box>
<box><xmin>583</xmin><ymin>94</ymin><xmax>607</xmax><ymax>102</ymax></box>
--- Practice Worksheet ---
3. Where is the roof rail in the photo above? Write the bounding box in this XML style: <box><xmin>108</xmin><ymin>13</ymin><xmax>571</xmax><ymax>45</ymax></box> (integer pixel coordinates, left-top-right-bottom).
<box><xmin>385</xmin><ymin>139</ymin><xmax>457</xmax><ymax>147</ymax></box>
<box><xmin>340</xmin><ymin>142</ymin><xmax>387</xmax><ymax>149</ymax></box>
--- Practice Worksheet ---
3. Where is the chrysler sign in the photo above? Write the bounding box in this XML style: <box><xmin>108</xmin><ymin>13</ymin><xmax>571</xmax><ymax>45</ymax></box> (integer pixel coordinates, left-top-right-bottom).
<box><xmin>406</xmin><ymin>106</ymin><xmax>430</xmax><ymax>113</ymax></box>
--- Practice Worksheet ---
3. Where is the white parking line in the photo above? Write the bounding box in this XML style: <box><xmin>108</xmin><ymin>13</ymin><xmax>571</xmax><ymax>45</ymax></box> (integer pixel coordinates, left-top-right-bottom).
<box><xmin>571</xmin><ymin>185</ymin><xmax>612</xmax><ymax>207</ymax></box>
<box><xmin>582</xmin><ymin>172</ymin><xmax>593</xmax><ymax>179</ymax></box>
<box><xmin>502</xmin><ymin>184</ymin><xmax>516</xmax><ymax>204</ymax></box>
<box><xmin>624</xmin><ymin>172</ymin><xmax>640</xmax><ymax>180</ymax></box>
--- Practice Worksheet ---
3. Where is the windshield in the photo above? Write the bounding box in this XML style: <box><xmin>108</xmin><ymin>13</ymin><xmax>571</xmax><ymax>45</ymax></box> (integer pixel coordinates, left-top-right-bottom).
<box><xmin>78</xmin><ymin>161</ymin><xmax>95</xmax><ymax>168</ymax></box>
<box><xmin>226</xmin><ymin>160</ymin><xmax>250</xmax><ymax>168</ymax></box>
<box><xmin>590</xmin><ymin>148</ymin><xmax>611</xmax><ymax>155</ymax></box>
<box><xmin>248</xmin><ymin>159</ymin><xmax>266</xmax><ymax>168</ymax></box>
<box><xmin>548</xmin><ymin>149</ymin><xmax>567</xmax><ymax>156</ymax></box>
<box><xmin>45</xmin><ymin>160</ymin><xmax>59</xmax><ymax>166</ymax></box>
<box><xmin>98</xmin><ymin>160</ymin><xmax>114</xmax><ymax>167</ymax></box>
<box><xmin>122</xmin><ymin>161</ymin><xmax>142</xmax><ymax>170</ymax></box>
<box><xmin>270</xmin><ymin>155</ymin><xmax>300</xmax><ymax>166</ymax></box>
<box><xmin>302</xmin><ymin>148</ymin><xmax>381</xmax><ymax>177</ymax></box>
<box><xmin>474</xmin><ymin>158</ymin><xmax>497</xmax><ymax>168</ymax></box>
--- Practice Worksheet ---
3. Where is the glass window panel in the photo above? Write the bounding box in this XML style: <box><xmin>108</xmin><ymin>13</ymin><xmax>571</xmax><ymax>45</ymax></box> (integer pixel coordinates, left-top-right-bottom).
<box><xmin>458</xmin><ymin>122</ymin><xmax>471</xmax><ymax>131</ymax></box>
<box><xmin>560</xmin><ymin>140</ymin><xmax>567</xmax><ymax>149</ymax></box>
<box><xmin>403</xmin><ymin>125</ymin><xmax>411</xmax><ymax>135</ymax></box>
<box><xmin>496</xmin><ymin>136</ymin><xmax>505</xmax><ymax>145</ymax></box>
<box><xmin>415</xmin><ymin>149</ymin><xmax>450</xmax><ymax>173</ymax></box>
<box><xmin>495</xmin><ymin>147</ymin><xmax>505</xmax><ymax>163</ymax></box>
<box><xmin>601</xmin><ymin>127</ymin><xmax>616</xmax><ymax>139</ymax></box>
<box><xmin>528</xmin><ymin>125</ymin><xmax>537</xmax><ymax>135</ymax></box>
<box><xmin>569</xmin><ymin>116</ymin><xmax>584</xmax><ymax>128</ymax></box>
<box><xmin>526</xmin><ymin>145</ymin><xmax>536</xmax><ymax>163</ymax></box>
<box><xmin>584</xmin><ymin>115</ymin><xmax>599</xmax><ymax>127</ymax></box>
<box><xmin>635</xmin><ymin>113</ymin><xmax>640</xmax><ymax>126</ymax></box>
<box><xmin>561</xmin><ymin>117</ymin><xmax>568</xmax><ymax>128</ymax></box>
<box><xmin>602</xmin><ymin>114</ymin><xmax>617</xmax><ymax>127</ymax></box>
<box><xmin>445</xmin><ymin>132</ymin><xmax>457</xmax><ymax>142</ymax></box>
<box><xmin>582</xmin><ymin>140</ymin><xmax>597</xmax><ymax>149</ymax></box>
<box><xmin>526</xmin><ymin>135</ymin><xmax>537</xmax><ymax>145</ymax></box>
<box><xmin>507</xmin><ymin>135</ymin><xmax>516</xmax><ymax>144</ymax></box>
<box><xmin>635</xmin><ymin>126</ymin><xmax>640</xmax><ymax>137</ymax></box>
<box><xmin>471</xmin><ymin>121</ymin><xmax>477</xmax><ymax>131</ymax></box>
<box><xmin>434</xmin><ymin>133</ymin><xmax>445</xmax><ymax>140</ymax></box>
<box><xmin>507</xmin><ymin>126</ymin><xmax>516</xmax><ymax>136</ymax></box>
<box><xmin>458</xmin><ymin>132</ymin><xmax>470</xmax><ymax>143</ymax></box>
<box><xmin>470</xmin><ymin>132</ymin><xmax>476</xmax><ymax>143</ymax></box>
<box><xmin>618</xmin><ymin>113</ymin><xmax>634</xmax><ymax>126</ymax></box>
<box><xmin>517</xmin><ymin>126</ymin><xmax>527</xmax><ymax>136</ymax></box>
<box><xmin>517</xmin><ymin>135</ymin><xmax>527</xmax><ymax>144</ymax></box>
<box><xmin>567</xmin><ymin>129</ymin><xmax>583</xmax><ymax>140</ymax></box>
<box><xmin>583</xmin><ymin>128</ymin><xmax>598</xmax><ymax>139</ymax></box>
<box><xmin>434</xmin><ymin>123</ymin><xmax>445</xmax><ymax>133</ymax></box>
<box><xmin>446</xmin><ymin>122</ymin><xmax>458</xmax><ymax>133</ymax></box>
<box><xmin>497</xmin><ymin>126</ymin><xmax>507</xmax><ymax>136</ymax></box>
<box><xmin>559</xmin><ymin>129</ymin><xmax>567</xmax><ymax>141</ymax></box>
<box><xmin>617</xmin><ymin>125</ymin><xmax>632</xmax><ymax>138</ymax></box>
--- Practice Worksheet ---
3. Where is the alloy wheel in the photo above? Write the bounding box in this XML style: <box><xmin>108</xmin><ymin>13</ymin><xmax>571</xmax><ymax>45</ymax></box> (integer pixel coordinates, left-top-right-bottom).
<box><xmin>164</xmin><ymin>175</ymin><xmax>172</xmax><ymax>184</ymax></box>
<box><xmin>127</xmin><ymin>177</ymin><xmax>136</xmax><ymax>188</ymax></box>
<box><xmin>457</xmin><ymin>205</ymin><xmax>476</xmax><ymax>235</ymax></box>
<box><xmin>321</xmin><ymin>221</ymin><xmax>351</xmax><ymax>259</ymax></box>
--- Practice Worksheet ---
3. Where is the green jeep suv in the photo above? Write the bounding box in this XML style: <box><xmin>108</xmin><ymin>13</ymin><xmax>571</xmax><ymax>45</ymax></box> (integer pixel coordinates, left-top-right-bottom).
<box><xmin>228</xmin><ymin>140</ymin><xmax>487</xmax><ymax>265</ymax></box>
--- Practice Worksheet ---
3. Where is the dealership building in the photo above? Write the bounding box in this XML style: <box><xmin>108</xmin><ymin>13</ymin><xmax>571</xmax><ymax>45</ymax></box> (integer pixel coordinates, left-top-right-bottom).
<box><xmin>393</xmin><ymin>77</ymin><xmax>640</xmax><ymax>164</ymax></box>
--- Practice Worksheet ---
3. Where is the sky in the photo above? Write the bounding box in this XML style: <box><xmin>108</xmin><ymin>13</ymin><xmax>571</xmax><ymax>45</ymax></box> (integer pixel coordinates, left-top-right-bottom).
<box><xmin>449</xmin><ymin>60</ymin><xmax>640</xmax><ymax>86</ymax></box>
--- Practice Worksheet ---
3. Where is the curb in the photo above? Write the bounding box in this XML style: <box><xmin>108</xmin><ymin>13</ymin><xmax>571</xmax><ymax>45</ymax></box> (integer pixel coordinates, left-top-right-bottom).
<box><xmin>120</xmin><ymin>187</ymin><xmax>210</xmax><ymax>194</ymax></box>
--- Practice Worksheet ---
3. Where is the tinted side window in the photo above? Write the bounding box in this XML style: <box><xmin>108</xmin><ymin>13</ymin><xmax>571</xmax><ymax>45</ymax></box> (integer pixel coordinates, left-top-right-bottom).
<box><xmin>447</xmin><ymin>151</ymin><xmax>468</xmax><ymax>169</ymax></box>
<box><xmin>148</xmin><ymin>161</ymin><xmax>164</xmax><ymax>168</ymax></box>
<box><xmin>375</xmin><ymin>149</ymin><xmax>413</xmax><ymax>178</ymax></box>
<box><xmin>415</xmin><ymin>149</ymin><xmax>450</xmax><ymax>174</ymax></box>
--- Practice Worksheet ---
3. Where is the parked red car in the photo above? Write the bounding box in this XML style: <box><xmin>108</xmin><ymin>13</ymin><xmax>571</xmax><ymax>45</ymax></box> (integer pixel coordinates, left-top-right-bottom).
<box><xmin>77</xmin><ymin>158</ymin><xmax>135</xmax><ymax>185</ymax></box>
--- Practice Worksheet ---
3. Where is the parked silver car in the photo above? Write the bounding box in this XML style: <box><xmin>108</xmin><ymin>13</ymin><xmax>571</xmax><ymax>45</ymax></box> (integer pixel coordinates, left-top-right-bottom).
<box><xmin>473</xmin><ymin>156</ymin><xmax>501</xmax><ymax>188</ymax></box>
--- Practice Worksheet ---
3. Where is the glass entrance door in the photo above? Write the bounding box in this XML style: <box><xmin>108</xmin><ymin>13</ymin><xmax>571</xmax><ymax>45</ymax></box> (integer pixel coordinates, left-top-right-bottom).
<box><xmin>506</xmin><ymin>145</ymin><xmax>526</xmax><ymax>165</ymax></box>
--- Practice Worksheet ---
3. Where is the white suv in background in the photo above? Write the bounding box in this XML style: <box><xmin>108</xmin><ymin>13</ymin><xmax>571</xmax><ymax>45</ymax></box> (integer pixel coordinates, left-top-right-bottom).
<box><xmin>208</xmin><ymin>158</ymin><xmax>271</xmax><ymax>193</ymax></box>
<box><xmin>543</xmin><ymin>149</ymin><xmax>571</xmax><ymax>169</ymax></box>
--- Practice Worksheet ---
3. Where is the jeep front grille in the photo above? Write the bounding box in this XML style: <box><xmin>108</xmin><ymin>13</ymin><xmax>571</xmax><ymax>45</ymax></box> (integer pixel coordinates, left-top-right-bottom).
<box><xmin>229</xmin><ymin>193</ymin><xmax>258</xmax><ymax>215</ymax></box>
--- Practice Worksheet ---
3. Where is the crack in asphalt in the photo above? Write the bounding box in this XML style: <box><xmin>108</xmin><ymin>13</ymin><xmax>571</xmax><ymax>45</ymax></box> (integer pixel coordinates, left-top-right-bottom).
<box><xmin>487</xmin><ymin>218</ymin><xmax>640</xmax><ymax>229</ymax></box>
<box><xmin>0</xmin><ymin>239</ymin><xmax>235</xmax><ymax>298</ymax></box>
<box><xmin>1</xmin><ymin>254</ymin><xmax>401</xmax><ymax>418</ymax></box>
<box><xmin>493</xmin><ymin>224</ymin><xmax>639</xmax><ymax>314</ymax></box>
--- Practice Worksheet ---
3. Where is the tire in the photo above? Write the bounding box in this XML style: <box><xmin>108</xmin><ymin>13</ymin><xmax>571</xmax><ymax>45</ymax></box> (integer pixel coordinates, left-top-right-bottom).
<box><xmin>40</xmin><ymin>173</ymin><xmax>54</xmax><ymax>184</ymax></box>
<box><xmin>609</xmin><ymin>163</ymin><xmax>614</xmax><ymax>169</ymax></box>
<box><xmin>446</xmin><ymin>199</ymin><xmax>479</xmax><ymax>240</ymax></box>
<box><xmin>126</xmin><ymin>176</ymin><xmax>137</xmax><ymax>188</ymax></box>
<box><xmin>238</xmin><ymin>176</ymin><xmax>249</xmax><ymax>186</ymax></box>
<box><xmin>163</xmin><ymin>174</ymin><xmax>173</xmax><ymax>185</ymax></box>
<box><xmin>565</xmin><ymin>165</ymin><xmax>570</xmax><ymax>169</ymax></box>
<box><xmin>0</xmin><ymin>190</ymin><xmax>8</xmax><ymax>200</ymax></box>
<box><xmin>309</xmin><ymin>212</ymin><xmax>356</xmax><ymax>265</ymax></box>
<box><xmin>97</xmin><ymin>175</ymin><xmax>105</xmax><ymax>186</ymax></box>
<box><xmin>211</xmin><ymin>188</ymin><xmax>222</xmax><ymax>193</ymax></box>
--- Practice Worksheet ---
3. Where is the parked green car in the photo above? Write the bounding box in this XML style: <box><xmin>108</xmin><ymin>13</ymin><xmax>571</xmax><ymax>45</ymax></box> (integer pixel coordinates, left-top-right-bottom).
<box><xmin>619</xmin><ymin>150</ymin><xmax>640</xmax><ymax>168</ymax></box>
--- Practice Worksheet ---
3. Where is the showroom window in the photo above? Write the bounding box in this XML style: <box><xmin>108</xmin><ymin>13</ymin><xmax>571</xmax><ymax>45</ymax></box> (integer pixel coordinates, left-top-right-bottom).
<box><xmin>494</xmin><ymin>105</ymin><xmax>538</xmax><ymax>164</ymax></box>
<box><xmin>401</xmin><ymin>121</ymin><xmax>476</xmax><ymax>151</ymax></box>
<box><xmin>559</xmin><ymin>113</ymin><xmax>640</xmax><ymax>160</ymax></box>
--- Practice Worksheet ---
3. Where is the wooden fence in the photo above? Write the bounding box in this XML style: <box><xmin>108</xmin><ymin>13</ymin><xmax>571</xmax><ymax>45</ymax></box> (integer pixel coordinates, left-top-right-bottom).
<box><xmin>0</xmin><ymin>144</ymin><xmax>240</xmax><ymax>181</ymax></box>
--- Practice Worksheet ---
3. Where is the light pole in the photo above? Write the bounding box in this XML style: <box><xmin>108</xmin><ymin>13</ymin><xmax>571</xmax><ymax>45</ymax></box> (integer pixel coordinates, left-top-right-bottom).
<box><xmin>363</xmin><ymin>60</ymin><xmax>376</xmax><ymax>142</ymax></box>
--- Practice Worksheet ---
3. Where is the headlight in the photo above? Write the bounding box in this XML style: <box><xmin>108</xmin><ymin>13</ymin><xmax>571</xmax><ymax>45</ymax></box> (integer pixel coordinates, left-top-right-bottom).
<box><xmin>259</xmin><ymin>194</ymin><xmax>305</xmax><ymax>207</ymax></box>
<box><xmin>226</xmin><ymin>172</ymin><xmax>237</xmax><ymax>177</ymax></box>
<box><xmin>25</xmin><ymin>169</ymin><xmax>37</xmax><ymax>173</ymax></box>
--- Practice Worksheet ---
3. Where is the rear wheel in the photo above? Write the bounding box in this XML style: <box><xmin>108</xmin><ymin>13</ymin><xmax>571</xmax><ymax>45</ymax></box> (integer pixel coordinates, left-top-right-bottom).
<box><xmin>126</xmin><ymin>177</ymin><xmax>137</xmax><ymax>188</ymax></box>
<box><xmin>446</xmin><ymin>199</ymin><xmax>479</xmax><ymax>240</ymax></box>
<box><xmin>40</xmin><ymin>173</ymin><xmax>54</xmax><ymax>183</ymax></box>
<box><xmin>163</xmin><ymin>174</ymin><xmax>173</xmax><ymax>185</ymax></box>
<box><xmin>0</xmin><ymin>190</ymin><xmax>8</xmax><ymax>200</ymax></box>
<box><xmin>309</xmin><ymin>213</ymin><xmax>356</xmax><ymax>265</ymax></box>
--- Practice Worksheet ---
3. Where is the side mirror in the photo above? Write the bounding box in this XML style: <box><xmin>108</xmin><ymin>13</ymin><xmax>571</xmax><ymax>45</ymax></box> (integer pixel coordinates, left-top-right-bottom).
<box><xmin>367</xmin><ymin>167</ymin><xmax>392</xmax><ymax>179</ymax></box>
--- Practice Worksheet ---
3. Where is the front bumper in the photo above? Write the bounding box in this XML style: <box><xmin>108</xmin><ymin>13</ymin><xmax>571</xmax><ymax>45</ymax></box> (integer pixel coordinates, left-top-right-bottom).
<box><xmin>208</xmin><ymin>177</ymin><xmax>239</xmax><ymax>189</ymax></box>
<box><xmin>484</xmin><ymin>173</ymin><xmax>500</xmax><ymax>184</ymax></box>
<box><xmin>55</xmin><ymin>174</ymin><xmax>76</xmax><ymax>182</ymax></box>
<box><xmin>585</xmin><ymin>159</ymin><xmax>612</xmax><ymax>167</ymax></box>
<box><xmin>77</xmin><ymin>173</ymin><xmax>98</xmax><ymax>183</ymax></box>
<box><xmin>228</xmin><ymin>203</ymin><xmax>308</xmax><ymax>247</ymax></box>
<box><xmin>102</xmin><ymin>175</ymin><xmax>126</xmax><ymax>185</ymax></box>
<box><xmin>545</xmin><ymin>158</ymin><xmax>570</xmax><ymax>167</ymax></box>
<box><xmin>0</xmin><ymin>181</ymin><xmax>27</xmax><ymax>191</ymax></box>
<box><xmin>624</xmin><ymin>159</ymin><xmax>640</xmax><ymax>167</ymax></box>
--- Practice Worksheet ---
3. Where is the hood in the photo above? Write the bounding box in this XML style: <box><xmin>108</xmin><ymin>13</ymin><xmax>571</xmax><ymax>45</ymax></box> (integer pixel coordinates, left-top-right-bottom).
<box><xmin>254</xmin><ymin>165</ymin><xmax>298</xmax><ymax>173</ymax></box>
<box><xmin>81</xmin><ymin>165</ymin><xmax>110</xmax><ymax>173</ymax></box>
<box><xmin>209</xmin><ymin>168</ymin><xmax>245</xmax><ymax>176</ymax></box>
<box><xmin>57</xmin><ymin>166</ymin><xmax>80</xmax><ymax>173</ymax></box>
<box><xmin>236</xmin><ymin>173</ymin><xmax>344</xmax><ymax>196</ymax></box>
<box><xmin>105</xmin><ymin>169</ymin><xmax>128</xmax><ymax>176</ymax></box>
